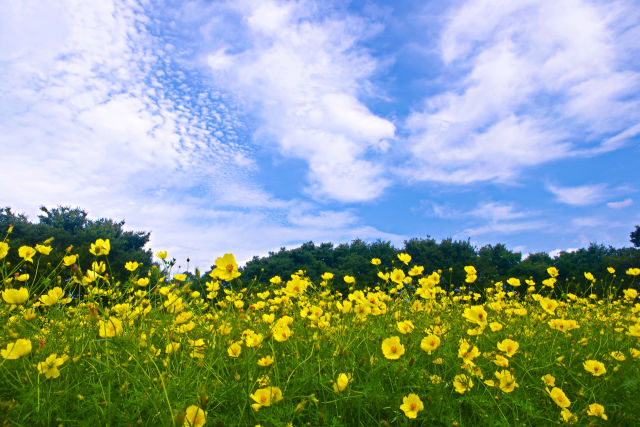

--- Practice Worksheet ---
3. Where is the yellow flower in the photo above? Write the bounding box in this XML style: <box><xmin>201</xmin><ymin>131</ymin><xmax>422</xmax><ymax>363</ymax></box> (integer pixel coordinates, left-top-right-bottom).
<box><xmin>584</xmin><ymin>271</ymin><xmax>595</xmax><ymax>282</ymax></box>
<box><xmin>610</xmin><ymin>351</ymin><xmax>626</xmax><ymax>361</ymax></box>
<box><xmin>63</xmin><ymin>254</ymin><xmax>77</xmax><ymax>266</ymax></box>
<box><xmin>183</xmin><ymin>405</ymin><xmax>207</xmax><ymax>427</ymax></box>
<box><xmin>492</xmin><ymin>355</ymin><xmax>509</xmax><ymax>368</ymax></box>
<box><xmin>125</xmin><ymin>261</ymin><xmax>140</xmax><ymax>271</ymax></box>
<box><xmin>165</xmin><ymin>342</ymin><xmax>180</xmax><ymax>355</ymax></box>
<box><xmin>462</xmin><ymin>305</ymin><xmax>488</xmax><ymax>327</ymax></box>
<box><xmin>397</xmin><ymin>253</ymin><xmax>411</xmax><ymax>265</ymax></box>
<box><xmin>583</xmin><ymin>359</ymin><xmax>606</xmax><ymax>376</ymax></box>
<box><xmin>257</xmin><ymin>355</ymin><xmax>274</xmax><ymax>366</ymax></box>
<box><xmin>464</xmin><ymin>265</ymin><xmax>476</xmax><ymax>275</ymax></box>
<box><xmin>378</xmin><ymin>271</ymin><xmax>390</xmax><ymax>282</ymax></box>
<box><xmin>89</xmin><ymin>238</ymin><xmax>110</xmax><ymax>256</ymax></box>
<box><xmin>39</xmin><ymin>287</ymin><xmax>66</xmax><ymax>306</ymax></box>
<box><xmin>586</xmin><ymin>403</ymin><xmax>607</xmax><ymax>420</ymax></box>
<box><xmin>497</xmin><ymin>339</ymin><xmax>519</xmax><ymax>357</ymax></box>
<box><xmin>35</xmin><ymin>244</ymin><xmax>52</xmax><ymax>255</ymax></box>
<box><xmin>136</xmin><ymin>277</ymin><xmax>150</xmax><ymax>287</ymax></box>
<box><xmin>211</xmin><ymin>253</ymin><xmax>241</xmax><ymax>281</ymax></box>
<box><xmin>0</xmin><ymin>242</ymin><xmax>9</xmax><ymax>259</ymax></box>
<box><xmin>343</xmin><ymin>275</ymin><xmax>355</xmax><ymax>284</ymax></box>
<box><xmin>458</xmin><ymin>339</ymin><xmax>480</xmax><ymax>365</ymax></box>
<box><xmin>381</xmin><ymin>336</ymin><xmax>405</xmax><ymax>360</ymax></box>
<box><xmin>250</xmin><ymin>386</ymin><xmax>283</xmax><ymax>411</ymax></box>
<box><xmin>561</xmin><ymin>409</ymin><xmax>577</xmax><ymax>423</ymax></box>
<box><xmin>18</xmin><ymin>246</ymin><xmax>36</xmax><ymax>262</ymax></box>
<box><xmin>98</xmin><ymin>317</ymin><xmax>123</xmax><ymax>338</ymax></box>
<box><xmin>2</xmin><ymin>287</ymin><xmax>28</xmax><ymax>304</ymax></box>
<box><xmin>626</xmin><ymin>268</ymin><xmax>640</xmax><ymax>276</ymax></box>
<box><xmin>92</xmin><ymin>261</ymin><xmax>106</xmax><ymax>273</ymax></box>
<box><xmin>272</xmin><ymin>324</ymin><xmax>293</xmax><ymax>342</ymax></box>
<box><xmin>399</xmin><ymin>393</ymin><xmax>423</xmax><ymax>419</ymax></box>
<box><xmin>1</xmin><ymin>338</ymin><xmax>32</xmax><ymax>359</ymax></box>
<box><xmin>37</xmin><ymin>353</ymin><xmax>67</xmax><ymax>379</ymax></box>
<box><xmin>607</xmin><ymin>267</ymin><xmax>615</xmax><ymax>274</ymax></box>
<box><xmin>623</xmin><ymin>289</ymin><xmax>638</xmax><ymax>300</ymax></box>
<box><xmin>396</xmin><ymin>320</ymin><xmax>415</xmax><ymax>334</ymax></box>
<box><xmin>420</xmin><ymin>335</ymin><xmax>441</xmax><ymax>354</ymax></box>
<box><xmin>370</xmin><ymin>258</ymin><xmax>381</xmax><ymax>266</ymax></box>
<box><xmin>333</xmin><ymin>373</ymin><xmax>351</xmax><ymax>392</ymax></box>
<box><xmin>541</xmin><ymin>374</ymin><xmax>555</xmax><ymax>387</ymax></box>
<box><xmin>408</xmin><ymin>265</ymin><xmax>424</xmax><ymax>276</ymax></box>
<box><xmin>547</xmin><ymin>267</ymin><xmax>559</xmax><ymax>277</ymax></box>
<box><xmin>156</xmin><ymin>251</ymin><xmax>168</xmax><ymax>260</ymax></box>
<box><xmin>227</xmin><ymin>342</ymin><xmax>242</xmax><ymax>358</ymax></box>
<box><xmin>506</xmin><ymin>277</ymin><xmax>521</xmax><ymax>287</ymax></box>
<box><xmin>269</xmin><ymin>275</ymin><xmax>282</xmax><ymax>285</ymax></box>
<box><xmin>321</xmin><ymin>272</ymin><xmax>334</xmax><ymax>280</ymax></box>
<box><xmin>539</xmin><ymin>297</ymin><xmax>558</xmax><ymax>315</ymax></box>
<box><xmin>495</xmin><ymin>370</ymin><xmax>518</xmax><ymax>393</ymax></box>
<box><xmin>174</xmin><ymin>274</ymin><xmax>187</xmax><ymax>282</ymax></box>
<box><xmin>453</xmin><ymin>374</ymin><xmax>473</xmax><ymax>394</ymax></box>
<box><xmin>390</xmin><ymin>268</ymin><xmax>405</xmax><ymax>284</ymax></box>
<box><xmin>547</xmin><ymin>387</ymin><xmax>571</xmax><ymax>408</ymax></box>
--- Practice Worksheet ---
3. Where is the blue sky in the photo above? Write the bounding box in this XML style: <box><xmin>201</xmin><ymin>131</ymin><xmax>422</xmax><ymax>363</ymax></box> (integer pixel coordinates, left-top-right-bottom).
<box><xmin>1</xmin><ymin>0</ymin><xmax>639</xmax><ymax>270</ymax></box>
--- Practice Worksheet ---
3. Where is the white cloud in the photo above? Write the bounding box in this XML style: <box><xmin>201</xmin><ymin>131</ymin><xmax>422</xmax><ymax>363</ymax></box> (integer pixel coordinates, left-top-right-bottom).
<box><xmin>406</xmin><ymin>0</ymin><xmax>640</xmax><ymax>184</ymax></box>
<box><xmin>199</xmin><ymin>0</ymin><xmax>395</xmax><ymax>202</ymax></box>
<box><xmin>549</xmin><ymin>247</ymin><xmax>579</xmax><ymax>258</ymax></box>
<box><xmin>546</xmin><ymin>183</ymin><xmax>611</xmax><ymax>206</ymax></box>
<box><xmin>607</xmin><ymin>198</ymin><xmax>633</xmax><ymax>209</ymax></box>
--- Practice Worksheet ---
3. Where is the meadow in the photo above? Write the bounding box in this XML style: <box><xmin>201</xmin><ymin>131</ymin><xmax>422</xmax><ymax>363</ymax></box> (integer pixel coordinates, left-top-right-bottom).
<box><xmin>1</xmin><ymin>236</ymin><xmax>639</xmax><ymax>426</ymax></box>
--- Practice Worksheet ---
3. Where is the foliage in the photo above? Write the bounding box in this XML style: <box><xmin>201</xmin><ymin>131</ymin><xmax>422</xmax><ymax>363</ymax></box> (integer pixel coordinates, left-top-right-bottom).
<box><xmin>631</xmin><ymin>225</ymin><xmax>640</xmax><ymax>248</ymax></box>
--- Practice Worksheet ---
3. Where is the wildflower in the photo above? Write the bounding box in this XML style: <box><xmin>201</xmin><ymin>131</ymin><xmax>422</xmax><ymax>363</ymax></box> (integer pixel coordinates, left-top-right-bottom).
<box><xmin>272</xmin><ymin>324</ymin><xmax>293</xmax><ymax>342</ymax></box>
<box><xmin>489</xmin><ymin>322</ymin><xmax>503</xmax><ymax>332</ymax></box>
<box><xmin>321</xmin><ymin>272</ymin><xmax>334</xmax><ymax>280</ymax></box>
<box><xmin>211</xmin><ymin>254</ymin><xmax>241</xmax><ymax>281</ymax></box>
<box><xmin>1</xmin><ymin>338</ymin><xmax>32</xmax><ymax>359</ymax></box>
<box><xmin>586</xmin><ymin>403</ymin><xmax>607</xmax><ymax>420</ymax></box>
<box><xmin>250</xmin><ymin>386</ymin><xmax>283</xmax><ymax>411</ymax></box>
<box><xmin>39</xmin><ymin>287</ymin><xmax>67</xmax><ymax>306</ymax></box>
<box><xmin>583</xmin><ymin>360</ymin><xmax>606</xmax><ymax>376</ymax></box>
<box><xmin>400</xmin><ymin>393</ymin><xmax>423</xmax><ymax>419</ymax></box>
<box><xmin>390</xmin><ymin>268</ymin><xmax>406</xmax><ymax>284</ymax></box>
<box><xmin>541</xmin><ymin>374</ymin><xmax>555</xmax><ymax>387</ymax></box>
<box><xmin>584</xmin><ymin>272</ymin><xmax>595</xmax><ymax>282</ymax></box>
<box><xmin>174</xmin><ymin>274</ymin><xmax>187</xmax><ymax>282</ymax></box>
<box><xmin>610</xmin><ymin>351</ymin><xmax>626</xmax><ymax>361</ymax></box>
<box><xmin>420</xmin><ymin>335</ymin><xmax>441</xmax><ymax>354</ymax></box>
<box><xmin>561</xmin><ymin>409</ymin><xmax>577</xmax><ymax>423</ymax></box>
<box><xmin>547</xmin><ymin>387</ymin><xmax>571</xmax><ymax>408</ymax></box>
<box><xmin>35</xmin><ymin>244</ymin><xmax>52</xmax><ymax>255</ymax></box>
<box><xmin>98</xmin><ymin>317</ymin><xmax>123</xmax><ymax>338</ymax></box>
<box><xmin>495</xmin><ymin>370</ymin><xmax>518</xmax><ymax>393</ymax></box>
<box><xmin>63</xmin><ymin>255</ymin><xmax>77</xmax><ymax>266</ymax></box>
<box><xmin>258</xmin><ymin>355</ymin><xmax>274</xmax><ymax>366</ymax></box>
<box><xmin>227</xmin><ymin>342</ymin><xmax>242</xmax><ymax>358</ymax></box>
<box><xmin>539</xmin><ymin>297</ymin><xmax>558</xmax><ymax>315</ymax></box>
<box><xmin>396</xmin><ymin>320</ymin><xmax>415</xmax><ymax>334</ymax></box>
<box><xmin>2</xmin><ymin>287</ymin><xmax>28</xmax><ymax>304</ymax></box>
<box><xmin>492</xmin><ymin>355</ymin><xmax>509</xmax><ymax>367</ymax></box>
<box><xmin>37</xmin><ymin>353</ymin><xmax>67</xmax><ymax>379</ymax></box>
<box><xmin>125</xmin><ymin>261</ymin><xmax>140</xmax><ymax>271</ymax></box>
<box><xmin>89</xmin><ymin>239</ymin><xmax>110</xmax><ymax>256</ymax></box>
<box><xmin>397</xmin><ymin>253</ymin><xmax>411</xmax><ymax>265</ymax></box>
<box><xmin>343</xmin><ymin>275</ymin><xmax>355</xmax><ymax>284</ymax></box>
<box><xmin>463</xmin><ymin>305</ymin><xmax>488</xmax><ymax>327</ymax></box>
<box><xmin>183</xmin><ymin>405</ymin><xmax>207</xmax><ymax>427</ymax></box>
<box><xmin>408</xmin><ymin>265</ymin><xmax>424</xmax><ymax>276</ymax></box>
<box><xmin>137</xmin><ymin>277</ymin><xmax>149</xmax><ymax>287</ymax></box>
<box><xmin>245</xmin><ymin>332</ymin><xmax>264</xmax><ymax>348</ymax></box>
<box><xmin>371</xmin><ymin>258</ymin><xmax>381</xmax><ymax>266</ymax></box>
<box><xmin>542</xmin><ymin>277</ymin><xmax>556</xmax><ymax>288</ymax></box>
<box><xmin>506</xmin><ymin>277</ymin><xmax>521</xmax><ymax>287</ymax></box>
<box><xmin>623</xmin><ymin>289</ymin><xmax>638</xmax><ymax>300</ymax></box>
<box><xmin>18</xmin><ymin>246</ymin><xmax>36</xmax><ymax>262</ymax></box>
<box><xmin>547</xmin><ymin>267</ymin><xmax>559</xmax><ymax>277</ymax></box>
<box><xmin>165</xmin><ymin>342</ymin><xmax>180</xmax><ymax>355</ymax></box>
<box><xmin>607</xmin><ymin>267</ymin><xmax>615</xmax><ymax>274</ymax></box>
<box><xmin>378</xmin><ymin>272</ymin><xmax>390</xmax><ymax>282</ymax></box>
<box><xmin>497</xmin><ymin>339</ymin><xmax>519</xmax><ymax>357</ymax></box>
<box><xmin>626</xmin><ymin>268</ymin><xmax>640</xmax><ymax>276</ymax></box>
<box><xmin>458</xmin><ymin>339</ymin><xmax>480</xmax><ymax>365</ymax></box>
<box><xmin>333</xmin><ymin>373</ymin><xmax>351</xmax><ymax>392</ymax></box>
<box><xmin>0</xmin><ymin>242</ymin><xmax>8</xmax><ymax>259</ymax></box>
<box><xmin>381</xmin><ymin>336</ymin><xmax>405</xmax><ymax>360</ymax></box>
<box><xmin>270</xmin><ymin>276</ymin><xmax>282</xmax><ymax>285</ymax></box>
<box><xmin>453</xmin><ymin>374</ymin><xmax>473</xmax><ymax>394</ymax></box>
<box><xmin>157</xmin><ymin>251</ymin><xmax>168</xmax><ymax>260</ymax></box>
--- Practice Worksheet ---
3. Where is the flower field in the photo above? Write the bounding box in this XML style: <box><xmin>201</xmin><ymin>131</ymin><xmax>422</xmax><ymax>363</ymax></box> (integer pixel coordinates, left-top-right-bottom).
<box><xmin>1</xmin><ymin>237</ymin><xmax>640</xmax><ymax>426</ymax></box>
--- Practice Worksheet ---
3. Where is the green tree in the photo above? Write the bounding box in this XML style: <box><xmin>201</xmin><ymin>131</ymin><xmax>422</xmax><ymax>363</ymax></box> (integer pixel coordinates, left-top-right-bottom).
<box><xmin>631</xmin><ymin>226</ymin><xmax>640</xmax><ymax>248</ymax></box>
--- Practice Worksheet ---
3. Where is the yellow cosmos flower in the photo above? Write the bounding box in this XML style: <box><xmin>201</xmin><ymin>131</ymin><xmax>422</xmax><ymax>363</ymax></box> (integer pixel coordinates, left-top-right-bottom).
<box><xmin>370</xmin><ymin>258</ymin><xmax>381</xmax><ymax>266</ymax></box>
<box><xmin>408</xmin><ymin>265</ymin><xmax>424</xmax><ymax>276</ymax></box>
<box><xmin>37</xmin><ymin>353</ymin><xmax>67</xmax><ymax>379</ymax></box>
<box><xmin>390</xmin><ymin>268</ymin><xmax>405</xmax><ymax>284</ymax></box>
<box><xmin>453</xmin><ymin>374</ymin><xmax>473</xmax><ymax>394</ymax></box>
<box><xmin>0</xmin><ymin>242</ymin><xmax>9</xmax><ymax>259</ymax></box>
<box><xmin>174</xmin><ymin>274</ymin><xmax>187</xmax><ymax>282</ymax></box>
<box><xmin>397</xmin><ymin>253</ymin><xmax>411</xmax><ymax>265</ymax></box>
<box><xmin>626</xmin><ymin>268</ymin><xmax>640</xmax><ymax>276</ymax></box>
<box><xmin>321</xmin><ymin>272</ymin><xmax>334</xmax><ymax>280</ymax></box>
<box><xmin>165</xmin><ymin>342</ymin><xmax>180</xmax><ymax>355</ymax></box>
<box><xmin>506</xmin><ymin>277</ymin><xmax>521</xmax><ymax>287</ymax></box>
<box><xmin>227</xmin><ymin>341</ymin><xmax>242</xmax><ymax>358</ymax></box>
<box><xmin>63</xmin><ymin>254</ymin><xmax>77</xmax><ymax>266</ymax></box>
<box><xmin>18</xmin><ymin>246</ymin><xmax>36</xmax><ymax>262</ymax></box>
<box><xmin>378</xmin><ymin>271</ymin><xmax>390</xmax><ymax>282</ymax></box>
<box><xmin>547</xmin><ymin>267</ymin><xmax>559</xmax><ymax>277</ymax></box>
<box><xmin>462</xmin><ymin>305</ymin><xmax>488</xmax><ymax>327</ymax></box>
<box><xmin>420</xmin><ymin>335</ymin><xmax>441</xmax><ymax>354</ymax></box>
<box><xmin>492</xmin><ymin>355</ymin><xmax>509</xmax><ymax>368</ymax></box>
<box><xmin>458</xmin><ymin>339</ymin><xmax>480</xmax><ymax>365</ymax></box>
<box><xmin>183</xmin><ymin>405</ymin><xmax>207</xmax><ymax>427</ymax></box>
<box><xmin>250</xmin><ymin>386</ymin><xmax>283</xmax><ymax>411</ymax></box>
<box><xmin>39</xmin><ymin>287</ymin><xmax>67</xmax><ymax>306</ymax></box>
<box><xmin>124</xmin><ymin>261</ymin><xmax>140</xmax><ymax>271</ymax></box>
<box><xmin>584</xmin><ymin>271</ymin><xmax>596</xmax><ymax>282</ymax></box>
<box><xmin>495</xmin><ymin>370</ymin><xmax>518</xmax><ymax>393</ymax></box>
<box><xmin>623</xmin><ymin>289</ymin><xmax>638</xmax><ymax>300</ymax></box>
<box><xmin>343</xmin><ymin>275</ymin><xmax>355</xmax><ymax>284</ymax></box>
<box><xmin>497</xmin><ymin>339</ymin><xmax>519</xmax><ymax>357</ymax></box>
<box><xmin>547</xmin><ymin>387</ymin><xmax>570</xmax><ymax>408</ymax></box>
<box><xmin>156</xmin><ymin>251</ymin><xmax>168</xmax><ymax>260</ymax></box>
<box><xmin>98</xmin><ymin>317</ymin><xmax>123</xmax><ymax>338</ymax></box>
<box><xmin>539</xmin><ymin>297</ymin><xmax>558</xmax><ymax>314</ymax></box>
<box><xmin>1</xmin><ymin>338</ymin><xmax>32</xmax><ymax>359</ymax></box>
<box><xmin>396</xmin><ymin>320</ymin><xmax>415</xmax><ymax>334</ymax></box>
<box><xmin>272</xmin><ymin>324</ymin><xmax>293</xmax><ymax>342</ymax></box>
<box><xmin>211</xmin><ymin>253</ymin><xmax>241</xmax><ymax>281</ymax></box>
<box><xmin>541</xmin><ymin>374</ymin><xmax>555</xmax><ymax>387</ymax></box>
<box><xmin>610</xmin><ymin>351</ymin><xmax>626</xmax><ymax>361</ymax></box>
<box><xmin>89</xmin><ymin>239</ymin><xmax>110</xmax><ymax>256</ymax></box>
<box><xmin>333</xmin><ymin>373</ymin><xmax>352</xmax><ymax>392</ymax></box>
<box><xmin>607</xmin><ymin>267</ymin><xmax>615</xmax><ymax>274</ymax></box>
<box><xmin>586</xmin><ymin>403</ymin><xmax>607</xmax><ymax>420</ymax></box>
<box><xmin>257</xmin><ymin>355</ymin><xmax>274</xmax><ymax>367</ymax></box>
<box><xmin>35</xmin><ymin>244</ymin><xmax>52</xmax><ymax>255</ymax></box>
<box><xmin>400</xmin><ymin>393</ymin><xmax>423</xmax><ymax>419</ymax></box>
<box><xmin>136</xmin><ymin>277</ymin><xmax>150</xmax><ymax>287</ymax></box>
<box><xmin>2</xmin><ymin>287</ymin><xmax>29</xmax><ymax>304</ymax></box>
<box><xmin>381</xmin><ymin>336</ymin><xmax>405</xmax><ymax>360</ymax></box>
<box><xmin>583</xmin><ymin>359</ymin><xmax>606</xmax><ymax>376</ymax></box>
